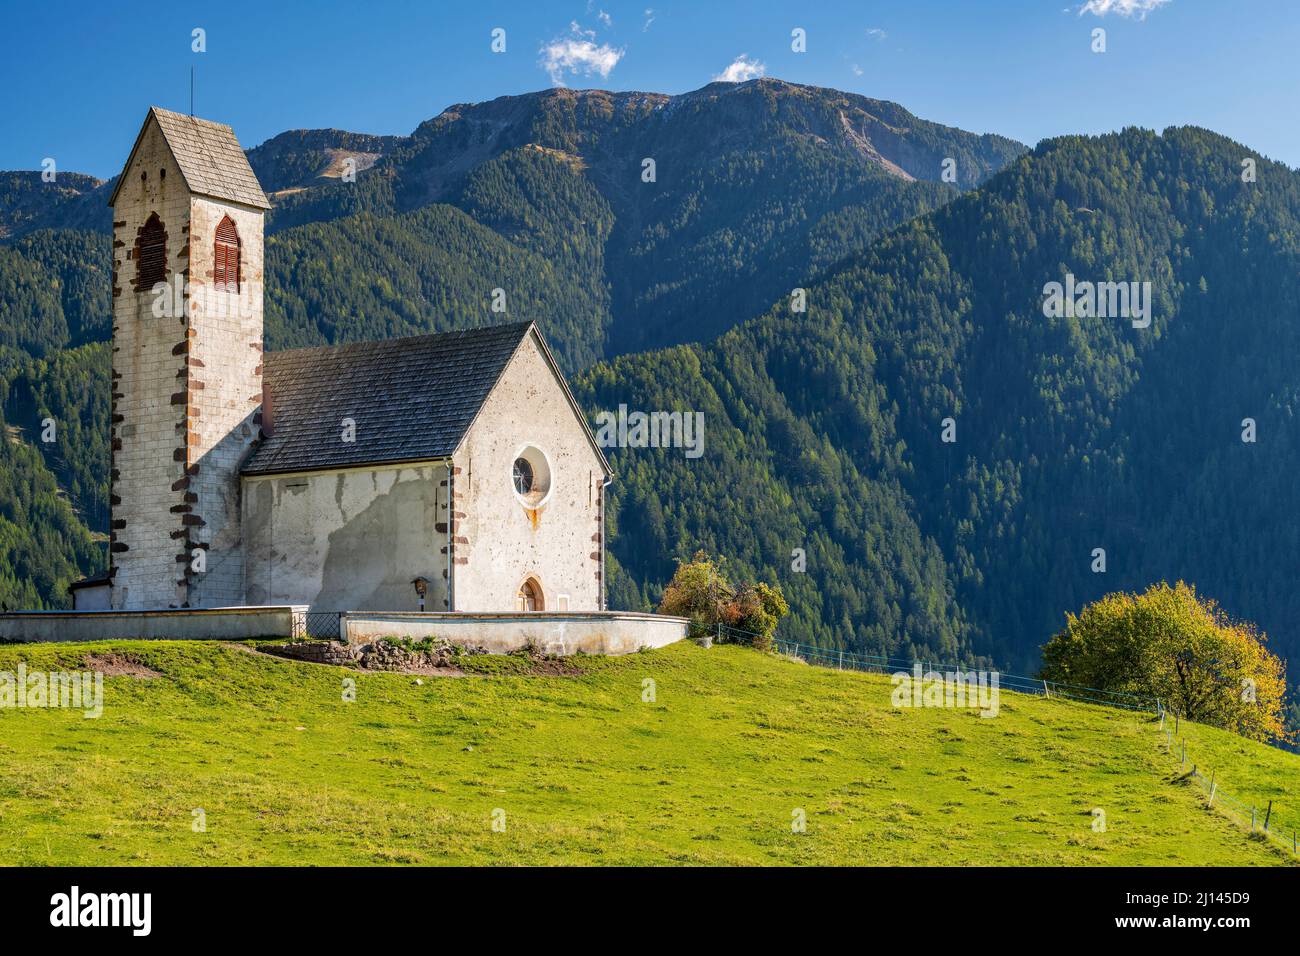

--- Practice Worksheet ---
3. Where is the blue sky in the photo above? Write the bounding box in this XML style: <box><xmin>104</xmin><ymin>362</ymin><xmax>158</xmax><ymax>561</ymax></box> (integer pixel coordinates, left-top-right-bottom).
<box><xmin>2</xmin><ymin>0</ymin><xmax>1297</xmax><ymax>178</ymax></box>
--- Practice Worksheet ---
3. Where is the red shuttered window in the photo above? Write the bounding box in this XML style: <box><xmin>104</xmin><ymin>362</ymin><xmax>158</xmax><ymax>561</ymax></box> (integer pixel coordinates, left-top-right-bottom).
<box><xmin>214</xmin><ymin>215</ymin><xmax>240</xmax><ymax>292</ymax></box>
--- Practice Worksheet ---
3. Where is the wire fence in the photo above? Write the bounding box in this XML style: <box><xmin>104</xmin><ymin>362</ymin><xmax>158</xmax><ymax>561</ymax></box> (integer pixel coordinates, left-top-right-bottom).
<box><xmin>1157</xmin><ymin>710</ymin><xmax>1300</xmax><ymax>858</ymax></box>
<box><xmin>769</xmin><ymin>636</ymin><xmax>1157</xmax><ymax>711</ymax></box>
<box><xmin>701</xmin><ymin>622</ymin><xmax>1298</xmax><ymax>860</ymax></box>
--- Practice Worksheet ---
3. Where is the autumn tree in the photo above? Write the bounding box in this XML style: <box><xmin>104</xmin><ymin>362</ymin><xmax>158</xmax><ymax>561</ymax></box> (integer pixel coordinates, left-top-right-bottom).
<box><xmin>1040</xmin><ymin>582</ymin><xmax>1290</xmax><ymax>743</ymax></box>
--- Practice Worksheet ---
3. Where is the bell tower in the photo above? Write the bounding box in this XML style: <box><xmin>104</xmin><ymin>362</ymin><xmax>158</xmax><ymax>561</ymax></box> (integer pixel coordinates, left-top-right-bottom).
<box><xmin>107</xmin><ymin>107</ymin><xmax>269</xmax><ymax>608</ymax></box>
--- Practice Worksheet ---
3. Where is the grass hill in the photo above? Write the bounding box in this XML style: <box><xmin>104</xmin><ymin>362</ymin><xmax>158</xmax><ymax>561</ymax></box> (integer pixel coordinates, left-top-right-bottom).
<box><xmin>0</xmin><ymin>639</ymin><xmax>1293</xmax><ymax>866</ymax></box>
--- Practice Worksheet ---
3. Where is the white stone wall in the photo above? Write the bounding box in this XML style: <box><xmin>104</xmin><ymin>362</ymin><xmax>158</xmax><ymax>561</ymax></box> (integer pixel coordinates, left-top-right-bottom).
<box><xmin>185</xmin><ymin>196</ymin><xmax>265</xmax><ymax>607</ymax></box>
<box><xmin>242</xmin><ymin>463</ymin><xmax>451</xmax><ymax>611</ymax></box>
<box><xmin>452</xmin><ymin>331</ymin><xmax>609</xmax><ymax>612</ymax></box>
<box><xmin>341</xmin><ymin>611</ymin><xmax>686</xmax><ymax>655</ymax></box>
<box><xmin>108</xmin><ymin>114</ymin><xmax>264</xmax><ymax>610</ymax></box>
<box><xmin>0</xmin><ymin>607</ymin><xmax>307</xmax><ymax>642</ymax></box>
<box><xmin>108</xmin><ymin>119</ymin><xmax>192</xmax><ymax>609</ymax></box>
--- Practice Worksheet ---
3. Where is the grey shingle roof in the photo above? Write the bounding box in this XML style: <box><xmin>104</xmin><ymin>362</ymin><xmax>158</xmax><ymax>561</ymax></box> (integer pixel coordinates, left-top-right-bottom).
<box><xmin>242</xmin><ymin>322</ymin><xmax>535</xmax><ymax>476</ymax></box>
<box><xmin>109</xmin><ymin>107</ymin><xmax>270</xmax><ymax>209</ymax></box>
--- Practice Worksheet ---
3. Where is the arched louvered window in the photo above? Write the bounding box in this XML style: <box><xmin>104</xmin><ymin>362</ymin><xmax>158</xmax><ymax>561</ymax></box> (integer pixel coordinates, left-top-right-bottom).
<box><xmin>214</xmin><ymin>215</ymin><xmax>240</xmax><ymax>292</ymax></box>
<box><xmin>136</xmin><ymin>213</ymin><xmax>167</xmax><ymax>291</ymax></box>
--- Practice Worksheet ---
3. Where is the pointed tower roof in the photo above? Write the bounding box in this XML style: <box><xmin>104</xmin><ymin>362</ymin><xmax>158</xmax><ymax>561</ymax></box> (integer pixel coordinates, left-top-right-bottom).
<box><xmin>108</xmin><ymin>106</ymin><xmax>270</xmax><ymax>210</ymax></box>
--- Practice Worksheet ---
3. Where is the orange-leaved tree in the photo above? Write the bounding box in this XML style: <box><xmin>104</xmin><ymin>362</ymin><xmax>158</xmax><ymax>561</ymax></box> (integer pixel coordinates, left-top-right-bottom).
<box><xmin>657</xmin><ymin>551</ymin><xmax>788</xmax><ymax>651</ymax></box>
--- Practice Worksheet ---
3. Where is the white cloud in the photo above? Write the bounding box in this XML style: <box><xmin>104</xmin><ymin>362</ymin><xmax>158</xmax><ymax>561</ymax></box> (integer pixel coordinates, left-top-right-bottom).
<box><xmin>714</xmin><ymin>54</ymin><xmax>766</xmax><ymax>83</ymax></box>
<box><xmin>643</xmin><ymin>8</ymin><xmax>656</xmax><ymax>31</ymax></box>
<box><xmin>865</xmin><ymin>27</ymin><xmax>887</xmax><ymax>40</ymax></box>
<box><xmin>597</xmin><ymin>9</ymin><xmax>612</xmax><ymax>28</ymax></box>
<box><xmin>1077</xmin><ymin>0</ymin><xmax>1171</xmax><ymax>18</ymax></box>
<box><xmin>539</xmin><ymin>25</ymin><xmax>625</xmax><ymax>86</ymax></box>
<box><xmin>851</xmin><ymin>63</ymin><xmax>864</xmax><ymax>76</ymax></box>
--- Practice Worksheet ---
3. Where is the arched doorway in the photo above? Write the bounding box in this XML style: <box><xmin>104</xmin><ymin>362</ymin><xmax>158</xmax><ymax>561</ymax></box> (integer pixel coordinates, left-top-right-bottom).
<box><xmin>517</xmin><ymin>577</ymin><xmax>544</xmax><ymax>612</ymax></box>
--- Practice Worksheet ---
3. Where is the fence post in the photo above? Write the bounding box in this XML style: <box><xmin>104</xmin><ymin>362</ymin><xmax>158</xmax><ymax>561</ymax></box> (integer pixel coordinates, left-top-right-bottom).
<box><xmin>1174</xmin><ymin>711</ymin><xmax>1179</xmax><ymax>735</ymax></box>
<box><xmin>1180</xmin><ymin>739</ymin><xmax>1185</xmax><ymax>766</ymax></box>
<box><xmin>1264</xmin><ymin>801</ymin><xmax>1273</xmax><ymax>832</ymax></box>
<box><xmin>1208</xmin><ymin>772</ymin><xmax>1216</xmax><ymax>806</ymax></box>
<box><xmin>1042</xmin><ymin>679</ymin><xmax>1050</xmax><ymax>698</ymax></box>
<box><xmin>1251</xmin><ymin>807</ymin><xmax>1256</xmax><ymax>831</ymax></box>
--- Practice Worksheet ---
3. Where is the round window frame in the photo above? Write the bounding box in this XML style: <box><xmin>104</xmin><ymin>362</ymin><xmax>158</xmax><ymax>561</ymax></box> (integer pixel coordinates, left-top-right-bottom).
<box><xmin>510</xmin><ymin>444</ymin><xmax>553</xmax><ymax>508</ymax></box>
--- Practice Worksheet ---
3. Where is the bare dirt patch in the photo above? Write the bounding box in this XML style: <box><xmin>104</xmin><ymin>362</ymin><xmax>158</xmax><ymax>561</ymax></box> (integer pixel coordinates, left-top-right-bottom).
<box><xmin>252</xmin><ymin>639</ymin><xmax>584</xmax><ymax>677</ymax></box>
<box><xmin>254</xmin><ymin>640</ymin><xmax>468</xmax><ymax>676</ymax></box>
<box><xmin>518</xmin><ymin>658</ymin><xmax>584</xmax><ymax>676</ymax></box>
<box><xmin>399</xmin><ymin>663</ymin><xmax>466</xmax><ymax>677</ymax></box>
<box><xmin>82</xmin><ymin>653</ymin><xmax>161</xmax><ymax>678</ymax></box>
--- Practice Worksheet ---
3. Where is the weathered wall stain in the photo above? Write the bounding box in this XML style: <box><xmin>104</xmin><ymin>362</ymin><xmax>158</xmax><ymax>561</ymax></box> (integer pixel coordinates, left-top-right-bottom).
<box><xmin>243</xmin><ymin>465</ymin><xmax>445</xmax><ymax>611</ymax></box>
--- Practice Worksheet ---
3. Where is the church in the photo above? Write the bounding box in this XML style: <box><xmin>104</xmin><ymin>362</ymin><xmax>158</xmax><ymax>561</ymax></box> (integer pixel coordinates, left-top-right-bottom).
<box><xmin>73</xmin><ymin>107</ymin><xmax>613</xmax><ymax>617</ymax></box>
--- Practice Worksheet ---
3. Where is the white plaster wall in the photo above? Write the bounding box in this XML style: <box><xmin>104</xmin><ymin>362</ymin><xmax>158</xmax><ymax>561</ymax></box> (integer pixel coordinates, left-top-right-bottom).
<box><xmin>71</xmin><ymin>585</ymin><xmax>112</xmax><ymax>611</ymax></box>
<box><xmin>242</xmin><ymin>463</ymin><xmax>451</xmax><ymax>611</ymax></box>
<box><xmin>452</xmin><ymin>331</ymin><xmax>609</xmax><ymax>612</ymax></box>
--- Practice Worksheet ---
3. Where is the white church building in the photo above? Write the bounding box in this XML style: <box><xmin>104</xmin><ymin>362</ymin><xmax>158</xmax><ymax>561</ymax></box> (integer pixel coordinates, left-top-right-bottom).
<box><xmin>0</xmin><ymin>107</ymin><xmax>687</xmax><ymax>652</ymax></box>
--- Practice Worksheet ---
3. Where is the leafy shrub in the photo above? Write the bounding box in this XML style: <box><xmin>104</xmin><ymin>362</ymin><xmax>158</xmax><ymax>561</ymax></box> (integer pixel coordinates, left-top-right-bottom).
<box><xmin>657</xmin><ymin>551</ymin><xmax>788</xmax><ymax>650</ymax></box>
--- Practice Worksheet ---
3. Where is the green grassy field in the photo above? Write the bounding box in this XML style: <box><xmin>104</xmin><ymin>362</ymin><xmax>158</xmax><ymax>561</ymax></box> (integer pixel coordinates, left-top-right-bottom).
<box><xmin>0</xmin><ymin>639</ymin><xmax>1295</xmax><ymax>866</ymax></box>
<box><xmin>1161</xmin><ymin>708</ymin><xmax>1300</xmax><ymax>848</ymax></box>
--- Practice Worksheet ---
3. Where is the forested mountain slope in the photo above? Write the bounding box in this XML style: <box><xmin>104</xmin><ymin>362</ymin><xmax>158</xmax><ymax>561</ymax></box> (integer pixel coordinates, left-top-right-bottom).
<box><xmin>262</xmin><ymin>79</ymin><xmax>1024</xmax><ymax>364</ymax></box>
<box><xmin>576</xmin><ymin>126</ymin><xmax>1300</xmax><ymax>672</ymax></box>
<box><xmin>1</xmin><ymin>78</ymin><xmax>1024</xmax><ymax>369</ymax></box>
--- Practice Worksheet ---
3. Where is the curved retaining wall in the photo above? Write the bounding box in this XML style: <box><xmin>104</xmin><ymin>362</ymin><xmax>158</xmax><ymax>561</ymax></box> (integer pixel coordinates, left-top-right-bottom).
<box><xmin>341</xmin><ymin>611</ymin><xmax>688</xmax><ymax>656</ymax></box>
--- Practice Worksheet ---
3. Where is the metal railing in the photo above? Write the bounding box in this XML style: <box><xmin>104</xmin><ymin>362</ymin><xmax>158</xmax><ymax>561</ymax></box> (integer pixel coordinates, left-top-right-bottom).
<box><xmin>293</xmin><ymin>611</ymin><xmax>344</xmax><ymax>641</ymax></box>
